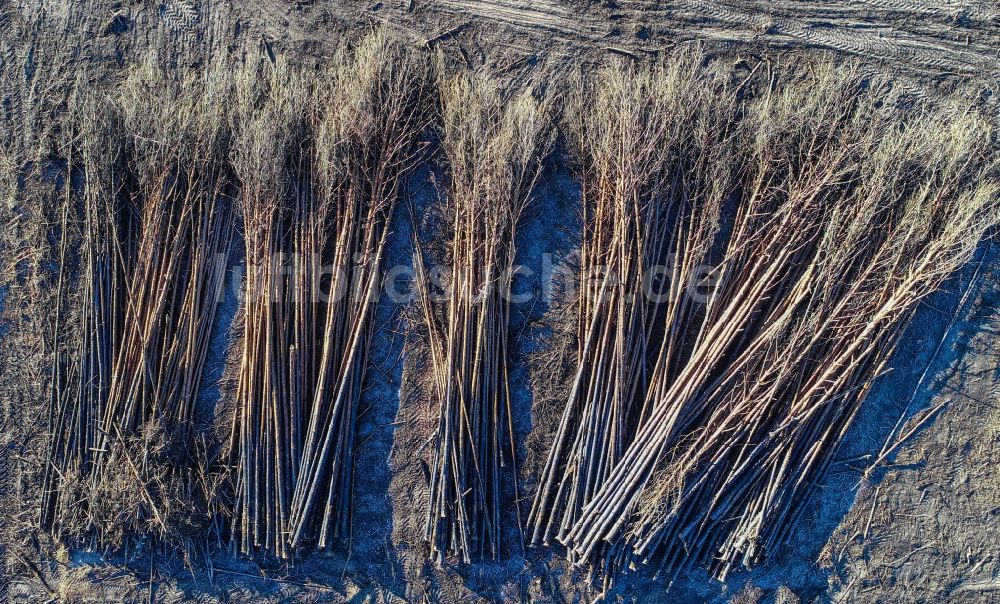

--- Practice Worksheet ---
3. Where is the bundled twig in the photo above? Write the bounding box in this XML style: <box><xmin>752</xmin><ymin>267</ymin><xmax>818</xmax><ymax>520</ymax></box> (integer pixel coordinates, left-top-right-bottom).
<box><xmin>528</xmin><ymin>53</ymin><xmax>737</xmax><ymax>553</ymax></box>
<box><xmin>228</xmin><ymin>32</ymin><xmax>431</xmax><ymax>557</ymax></box>
<box><xmin>288</xmin><ymin>34</ymin><xmax>430</xmax><ymax>553</ymax></box>
<box><xmin>227</xmin><ymin>56</ymin><xmax>310</xmax><ymax>559</ymax></box>
<box><xmin>418</xmin><ymin>71</ymin><xmax>553</xmax><ymax>563</ymax></box>
<box><xmin>532</xmin><ymin>57</ymin><xmax>1000</xmax><ymax>582</ymax></box>
<box><xmin>41</xmin><ymin>61</ymin><xmax>235</xmax><ymax>547</ymax></box>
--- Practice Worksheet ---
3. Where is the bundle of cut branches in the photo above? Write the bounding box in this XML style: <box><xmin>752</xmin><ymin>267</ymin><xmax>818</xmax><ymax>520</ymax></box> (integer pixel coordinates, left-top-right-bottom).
<box><xmin>41</xmin><ymin>62</ymin><xmax>235</xmax><ymax>548</ymax></box>
<box><xmin>534</xmin><ymin>57</ymin><xmax>1000</xmax><ymax>581</ymax></box>
<box><xmin>418</xmin><ymin>71</ymin><xmax>553</xmax><ymax>563</ymax></box>
<box><xmin>528</xmin><ymin>53</ymin><xmax>737</xmax><ymax>553</ymax></box>
<box><xmin>227</xmin><ymin>56</ymin><xmax>310</xmax><ymax>558</ymax></box>
<box><xmin>228</xmin><ymin>32</ymin><xmax>431</xmax><ymax>558</ymax></box>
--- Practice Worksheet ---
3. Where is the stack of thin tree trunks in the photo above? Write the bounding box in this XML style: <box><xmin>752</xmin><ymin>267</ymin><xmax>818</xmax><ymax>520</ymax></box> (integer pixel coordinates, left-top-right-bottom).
<box><xmin>417</xmin><ymin>72</ymin><xmax>553</xmax><ymax>563</ymax></box>
<box><xmin>529</xmin><ymin>53</ymin><xmax>1000</xmax><ymax>583</ymax></box>
<box><xmin>227</xmin><ymin>33</ymin><xmax>430</xmax><ymax>557</ymax></box>
<box><xmin>42</xmin><ymin>63</ymin><xmax>234</xmax><ymax>546</ymax></box>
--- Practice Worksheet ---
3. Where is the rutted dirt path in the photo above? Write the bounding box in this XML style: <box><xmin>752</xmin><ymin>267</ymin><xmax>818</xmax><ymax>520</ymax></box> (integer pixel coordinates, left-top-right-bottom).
<box><xmin>250</xmin><ymin>0</ymin><xmax>1000</xmax><ymax>80</ymax></box>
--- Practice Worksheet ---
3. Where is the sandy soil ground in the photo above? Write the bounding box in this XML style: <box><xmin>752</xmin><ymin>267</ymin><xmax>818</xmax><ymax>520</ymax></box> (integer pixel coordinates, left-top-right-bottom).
<box><xmin>2</xmin><ymin>0</ymin><xmax>999</xmax><ymax>602</ymax></box>
<box><xmin>246</xmin><ymin>0</ymin><xmax>1000</xmax><ymax>80</ymax></box>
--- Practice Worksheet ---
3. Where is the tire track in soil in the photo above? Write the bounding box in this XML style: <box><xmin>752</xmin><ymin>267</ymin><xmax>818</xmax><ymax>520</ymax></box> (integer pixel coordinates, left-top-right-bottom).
<box><xmin>301</xmin><ymin>0</ymin><xmax>1000</xmax><ymax>79</ymax></box>
<box><xmin>656</xmin><ymin>0</ymin><xmax>1000</xmax><ymax>75</ymax></box>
